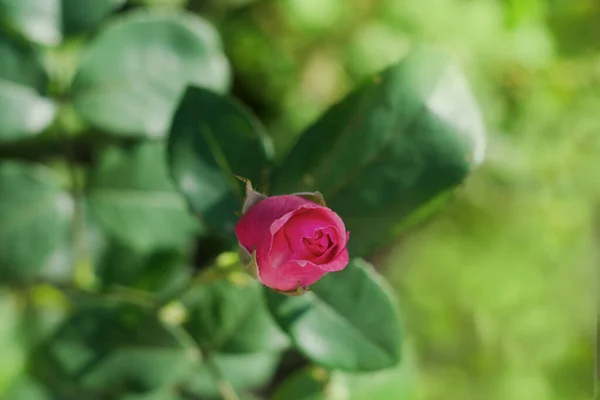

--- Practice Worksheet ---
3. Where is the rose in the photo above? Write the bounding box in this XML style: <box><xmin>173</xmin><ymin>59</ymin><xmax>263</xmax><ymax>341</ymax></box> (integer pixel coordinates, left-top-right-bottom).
<box><xmin>235</xmin><ymin>184</ymin><xmax>350</xmax><ymax>293</ymax></box>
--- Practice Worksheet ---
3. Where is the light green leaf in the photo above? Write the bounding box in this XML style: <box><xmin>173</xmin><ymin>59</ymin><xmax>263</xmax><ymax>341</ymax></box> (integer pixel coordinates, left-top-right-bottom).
<box><xmin>0</xmin><ymin>33</ymin><xmax>56</xmax><ymax>142</ymax></box>
<box><xmin>272</xmin><ymin>47</ymin><xmax>485</xmax><ymax>256</ymax></box>
<box><xmin>266</xmin><ymin>259</ymin><xmax>402</xmax><ymax>372</ymax></box>
<box><xmin>86</xmin><ymin>141</ymin><xmax>199</xmax><ymax>254</ymax></box>
<box><xmin>0</xmin><ymin>0</ymin><xmax>61</xmax><ymax>45</ymax></box>
<box><xmin>0</xmin><ymin>291</ymin><xmax>26</xmax><ymax>396</ymax></box>
<box><xmin>32</xmin><ymin>301</ymin><xmax>199</xmax><ymax>395</ymax></box>
<box><xmin>71</xmin><ymin>11</ymin><xmax>230</xmax><ymax>138</ymax></box>
<box><xmin>0</xmin><ymin>376</ymin><xmax>50</xmax><ymax>400</ymax></box>
<box><xmin>181</xmin><ymin>277</ymin><xmax>289</xmax><ymax>353</ymax></box>
<box><xmin>168</xmin><ymin>86</ymin><xmax>273</xmax><ymax>241</ymax></box>
<box><xmin>0</xmin><ymin>162</ymin><xmax>73</xmax><ymax>283</ymax></box>
<box><xmin>0</xmin><ymin>80</ymin><xmax>57</xmax><ymax>142</ymax></box>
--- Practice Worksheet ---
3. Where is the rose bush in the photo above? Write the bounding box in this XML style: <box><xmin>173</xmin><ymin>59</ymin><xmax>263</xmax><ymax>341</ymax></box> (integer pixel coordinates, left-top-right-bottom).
<box><xmin>235</xmin><ymin>184</ymin><xmax>350</xmax><ymax>293</ymax></box>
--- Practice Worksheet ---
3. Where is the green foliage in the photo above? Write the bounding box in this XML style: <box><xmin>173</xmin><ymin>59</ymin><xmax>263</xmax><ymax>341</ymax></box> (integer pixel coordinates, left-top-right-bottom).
<box><xmin>0</xmin><ymin>32</ymin><xmax>55</xmax><ymax>142</ymax></box>
<box><xmin>0</xmin><ymin>0</ymin><xmax>594</xmax><ymax>399</ymax></box>
<box><xmin>87</xmin><ymin>141</ymin><xmax>199</xmax><ymax>253</ymax></box>
<box><xmin>272</xmin><ymin>47</ymin><xmax>483</xmax><ymax>256</ymax></box>
<box><xmin>168</xmin><ymin>87</ymin><xmax>272</xmax><ymax>241</ymax></box>
<box><xmin>0</xmin><ymin>162</ymin><xmax>72</xmax><ymax>283</ymax></box>
<box><xmin>32</xmin><ymin>301</ymin><xmax>198</xmax><ymax>396</ymax></box>
<box><xmin>181</xmin><ymin>276</ymin><xmax>289</xmax><ymax>353</ymax></box>
<box><xmin>267</xmin><ymin>259</ymin><xmax>402</xmax><ymax>371</ymax></box>
<box><xmin>271</xmin><ymin>367</ymin><xmax>329</xmax><ymax>400</ymax></box>
<box><xmin>71</xmin><ymin>11</ymin><xmax>230</xmax><ymax>138</ymax></box>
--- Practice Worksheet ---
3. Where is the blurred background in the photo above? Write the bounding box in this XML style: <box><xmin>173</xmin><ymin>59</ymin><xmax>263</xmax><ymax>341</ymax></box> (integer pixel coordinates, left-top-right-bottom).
<box><xmin>1</xmin><ymin>0</ymin><xmax>599</xmax><ymax>399</ymax></box>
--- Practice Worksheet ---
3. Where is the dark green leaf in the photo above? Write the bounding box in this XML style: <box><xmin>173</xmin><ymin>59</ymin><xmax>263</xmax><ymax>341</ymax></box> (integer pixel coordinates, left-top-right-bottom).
<box><xmin>32</xmin><ymin>301</ymin><xmax>198</xmax><ymax>395</ymax></box>
<box><xmin>86</xmin><ymin>141</ymin><xmax>199</xmax><ymax>254</ymax></box>
<box><xmin>181</xmin><ymin>277</ymin><xmax>289</xmax><ymax>353</ymax></box>
<box><xmin>0</xmin><ymin>162</ymin><xmax>73</xmax><ymax>283</ymax></box>
<box><xmin>266</xmin><ymin>259</ymin><xmax>402</xmax><ymax>372</ymax></box>
<box><xmin>0</xmin><ymin>0</ymin><xmax>61</xmax><ymax>45</ymax></box>
<box><xmin>168</xmin><ymin>86</ymin><xmax>273</xmax><ymax>241</ymax></box>
<box><xmin>272</xmin><ymin>47</ymin><xmax>485</xmax><ymax>256</ymax></box>
<box><xmin>61</xmin><ymin>0</ymin><xmax>126</xmax><ymax>35</ymax></box>
<box><xmin>183</xmin><ymin>352</ymin><xmax>280</xmax><ymax>398</ymax></box>
<box><xmin>96</xmin><ymin>241</ymin><xmax>192</xmax><ymax>302</ymax></box>
<box><xmin>71</xmin><ymin>11</ymin><xmax>230</xmax><ymax>138</ymax></box>
<box><xmin>272</xmin><ymin>367</ymin><xmax>330</xmax><ymax>400</ymax></box>
<box><xmin>0</xmin><ymin>32</ymin><xmax>55</xmax><ymax>142</ymax></box>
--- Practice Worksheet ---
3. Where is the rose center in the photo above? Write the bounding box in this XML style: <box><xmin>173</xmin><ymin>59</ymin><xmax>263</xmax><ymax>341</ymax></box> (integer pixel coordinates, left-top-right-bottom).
<box><xmin>302</xmin><ymin>229</ymin><xmax>333</xmax><ymax>256</ymax></box>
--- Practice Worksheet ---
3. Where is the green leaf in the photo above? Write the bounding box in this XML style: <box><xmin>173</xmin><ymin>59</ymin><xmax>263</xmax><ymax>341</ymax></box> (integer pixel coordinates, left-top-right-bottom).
<box><xmin>0</xmin><ymin>32</ymin><xmax>47</xmax><ymax>89</ymax></box>
<box><xmin>272</xmin><ymin>367</ymin><xmax>330</xmax><ymax>400</ymax></box>
<box><xmin>71</xmin><ymin>11</ymin><xmax>230</xmax><ymax>138</ymax></box>
<box><xmin>0</xmin><ymin>0</ymin><xmax>61</xmax><ymax>45</ymax></box>
<box><xmin>0</xmin><ymin>32</ymin><xmax>56</xmax><ymax>142</ymax></box>
<box><xmin>0</xmin><ymin>291</ymin><xmax>26</xmax><ymax>395</ymax></box>
<box><xmin>181</xmin><ymin>277</ymin><xmax>289</xmax><ymax>353</ymax></box>
<box><xmin>0</xmin><ymin>80</ymin><xmax>57</xmax><ymax>142</ymax></box>
<box><xmin>32</xmin><ymin>301</ymin><xmax>199</xmax><ymax>395</ymax></box>
<box><xmin>61</xmin><ymin>0</ymin><xmax>126</xmax><ymax>35</ymax></box>
<box><xmin>272</xmin><ymin>47</ymin><xmax>485</xmax><ymax>256</ymax></box>
<box><xmin>168</xmin><ymin>86</ymin><xmax>273</xmax><ymax>241</ymax></box>
<box><xmin>183</xmin><ymin>352</ymin><xmax>280</xmax><ymax>398</ymax></box>
<box><xmin>0</xmin><ymin>162</ymin><xmax>73</xmax><ymax>283</ymax></box>
<box><xmin>87</xmin><ymin>141</ymin><xmax>199</xmax><ymax>254</ymax></box>
<box><xmin>266</xmin><ymin>259</ymin><xmax>402</xmax><ymax>372</ymax></box>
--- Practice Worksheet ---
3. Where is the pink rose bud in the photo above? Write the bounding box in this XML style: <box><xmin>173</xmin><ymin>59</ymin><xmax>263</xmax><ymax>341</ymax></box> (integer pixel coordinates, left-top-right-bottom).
<box><xmin>235</xmin><ymin>180</ymin><xmax>350</xmax><ymax>294</ymax></box>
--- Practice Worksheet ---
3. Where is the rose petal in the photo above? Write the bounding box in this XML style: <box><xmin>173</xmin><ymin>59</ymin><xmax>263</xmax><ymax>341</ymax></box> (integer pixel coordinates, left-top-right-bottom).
<box><xmin>235</xmin><ymin>195</ymin><xmax>314</xmax><ymax>258</ymax></box>
<box><xmin>317</xmin><ymin>247</ymin><xmax>349</xmax><ymax>272</ymax></box>
<box><xmin>258</xmin><ymin>259</ymin><xmax>328</xmax><ymax>291</ymax></box>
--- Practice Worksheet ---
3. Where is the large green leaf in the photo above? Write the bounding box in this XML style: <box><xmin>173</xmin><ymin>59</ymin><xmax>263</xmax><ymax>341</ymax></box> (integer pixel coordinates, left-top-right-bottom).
<box><xmin>271</xmin><ymin>47</ymin><xmax>485</xmax><ymax>256</ymax></box>
<box><xmin>181</xmin><ymin>276</ymin><xmax>289</xmax><ymax>353</ymax></box>
<box><xmin>0</xmin><ymin>32</ymin><xmax>56</xmax><ymax>142</ymax></box>
<box><xmin>0</xmin><ymin>0</ymin><xmax>127</xmax><ymax>44</ymax></box>
<box><xmin>266</xmin><ymin>259</ymin><xmax>402</xmax><ymax>372</ymax></box>
<box><xmin>71</xmin><ymin>11</ymin><xmax>230</xmax><ymax>138</ymax></box>
<box><xmin>0</xmin><ymin>162</ymin><xmax>73</xmax><ymax>283</ymax></box>
<box><xmin>86</xmin><ymin>141</ymin><xmax>199</xmax><ymax>254</ymax></box>
<box><xmin>168</xmin><ymin>86</ymin><xmax>273</xmax><ymax>241</ymax></box>
<box><xmin>32</xmin><ymin>301</ymin><xmax>198</xmax><ymax>396</ymax></box>
<box><xmin>272</xmin><ymin>367</ymin><xmax>330</xmax><ymax>400</ymax></box>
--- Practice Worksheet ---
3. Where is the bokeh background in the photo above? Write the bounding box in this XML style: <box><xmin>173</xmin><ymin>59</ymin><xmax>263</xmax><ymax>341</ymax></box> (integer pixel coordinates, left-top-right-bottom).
<box><xmin>1</xmin><ymin>0</ymin><xmax>599</xmax><ymax>399</ymax></box>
